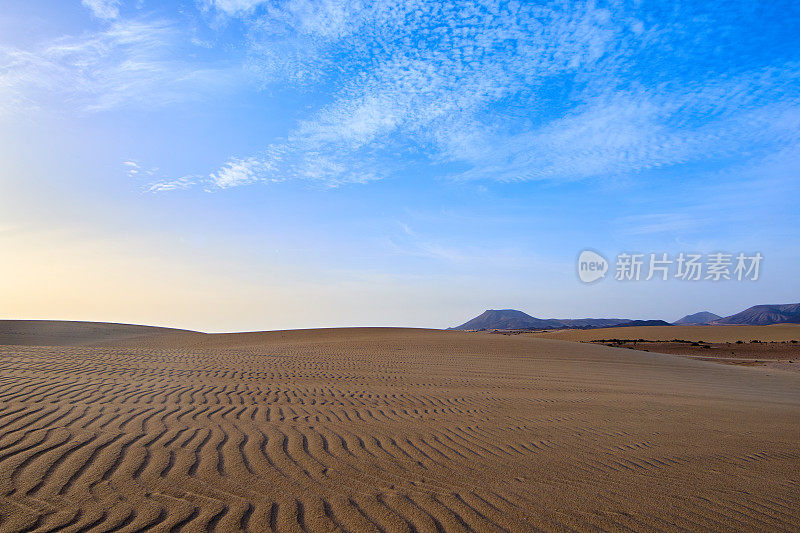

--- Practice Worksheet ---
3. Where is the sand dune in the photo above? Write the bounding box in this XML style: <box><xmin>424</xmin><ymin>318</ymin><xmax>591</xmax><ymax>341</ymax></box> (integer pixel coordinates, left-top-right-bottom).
<box><xmin>0</xmin><ymin>320</ymin><xmax>202</xmax><ymax>346</ymax></box>
<box><xmin>0</xmin><ymin>326</ymin><xmax>798</xmax><ymax>531</ymax></box>
<box><xmin>528</xmin><ymin>323</ymin><xmax>800</xmax><ymax>343</ymax></box>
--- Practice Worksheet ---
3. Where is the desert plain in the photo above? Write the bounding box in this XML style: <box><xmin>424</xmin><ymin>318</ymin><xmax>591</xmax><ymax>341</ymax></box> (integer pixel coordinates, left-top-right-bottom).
<box><xmin>0</xmin><ymin>322</ymin><xmax>798</xmax><ymax>532</ymax></box>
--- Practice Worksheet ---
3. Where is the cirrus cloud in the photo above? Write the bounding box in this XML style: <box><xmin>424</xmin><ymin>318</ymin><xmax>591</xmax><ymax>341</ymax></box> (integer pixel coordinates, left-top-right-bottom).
<box><xmin>169</xmin><ymin>0</ymin><xmax>800</xmax><ymax>190</ymax></box>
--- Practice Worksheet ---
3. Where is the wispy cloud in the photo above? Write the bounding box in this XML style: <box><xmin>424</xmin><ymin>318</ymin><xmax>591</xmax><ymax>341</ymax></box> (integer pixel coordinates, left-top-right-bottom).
<box><xmin>174</xmin><ymin>144</ymin><xmax>385</xmax><ymax>190</ymax></box>
<box><xmin>203</xmin><ymin>0</ymin><xmax>270</xmax><ymax>16</ymax></box>
<box><xmin>618</xmin><ymin>213</ymin><xmax>703</xmax><ymax>236</ymax></box>
<box><xmin>148</xmin><ymin>176</ymin><xmax>197</xmax><ymax>192</ymax></box>
<box><xmin>123</xmin><ymin>160</ymin><xmax>158</xmax><ymax>179</ymax></box>
<box><xmin>0</xmin><ymin>18</ymin><xmax>240</xmax><ymax>115</ymax></box>
<box><xmin>82</xmin><ymin>0</ymin><xmax>121</xmax><ymax>20</ymax></box>
<box><xmin>449</xmin><ymin>76</ymin><xmax>800</xmax><ymax>182</ymax></box>
<box><xmin>125</xmin><ymin>160</ymin><xmax>194</xmax><ymax>192</ymax></box>
<box><xmin>175</xmin><ymin>0</ymin><xmax>800</xmax><ymax>189</ymax></box>
<box><xmin>612</xmin><ymin>142</ymin><xmax>800</xmax><ymax>242</ymax></box>
<box><xmin>384</xmin><ymin>224</ymin><xmax>560</xmax><ymax>272</ymax></box>
<box><xmin>5</xmin><ymin>1</ymin><xmax>798</xmax><ymax>192</ymax></box>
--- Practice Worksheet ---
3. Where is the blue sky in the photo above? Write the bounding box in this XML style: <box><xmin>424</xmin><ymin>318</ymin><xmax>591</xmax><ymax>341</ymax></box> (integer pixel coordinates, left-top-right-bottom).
<box><xmin>1</xmin><ymin>0</ymin><xmax>798</xmax><ymax>331</ymax></box>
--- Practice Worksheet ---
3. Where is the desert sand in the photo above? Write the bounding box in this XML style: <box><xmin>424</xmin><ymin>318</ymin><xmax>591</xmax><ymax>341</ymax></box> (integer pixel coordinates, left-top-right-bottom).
<box><xmin>526</xmin><ymin>323</ymin><xmax>800</xmax><ymax>343</ymax></box>
<box><xmin>526</xmin><ymin>324</ymin><xmax>800</xmax><ymax>373</ymax></box>
<box><xmin>0</xmin><ymin>324</ymin><xmax>798</xmax><ymax>532</ymax></box>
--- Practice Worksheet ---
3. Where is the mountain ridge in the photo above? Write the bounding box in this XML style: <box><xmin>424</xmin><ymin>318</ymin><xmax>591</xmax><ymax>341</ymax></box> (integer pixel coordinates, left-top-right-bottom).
<box><xmin>450</xmin><ymin>309</ymin><xmax>633</xmax><ymax>331</ymax></box>
<box><xmin>674</xmin><ymin>311</ymin><xmax>722</xmax><ymax>325</ymax></box>
<box><xmin>453</xmin><ymin>302</ymin><xmax>800</xmax><ymax>330</ymax></box>
<box><xmin>712</xmin><ymin>303</ymin><xmax>800</xmax><ymax>325</ymax></box>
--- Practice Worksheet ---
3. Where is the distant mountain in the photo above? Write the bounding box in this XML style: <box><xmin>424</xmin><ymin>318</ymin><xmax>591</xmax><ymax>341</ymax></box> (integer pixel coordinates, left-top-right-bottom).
<box><xmin>451</xmin><ymin>310</ymin><xmax>553</xmax><ymax>330</ymax></box>
<box><xmin>714</xmin><ymin>303</ymin><xmax>800</xmax><ymax>325</ymax></box>
<box><xmin>450</xmin><ymin>310</ymin><xmax>631</xmax><ymax>331</ymax></box>
<box><xmin>557</xmin><ymin>318</ymin><xmax>634</xmax><ymax>328</ymax></box>
<box><xmin>614</xmin><ymin>320</ymin><xmax>672</xmax><ymax>327</ymax></box>
<box><xmin>453</xmin><ymin>302</ymin><xmax>800</xmax><ymax>331</ymax></box>
<box><xmin>673</xmin><ymin>311</ymin><xmax>722</xmax><ymax>325</ymax></box>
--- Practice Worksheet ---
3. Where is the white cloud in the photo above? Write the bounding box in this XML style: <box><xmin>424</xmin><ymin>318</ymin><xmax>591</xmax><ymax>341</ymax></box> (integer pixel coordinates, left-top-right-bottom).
<box><xmin>209</xmin><ymin>157</ymin><xmax>265</xmax><ymax>188</ymax></box>
<box><xmin>123</xmin><ymin>160</ymin><xmax>141</xmax><ymax>177</ymax></box>
<box><xmin>197</xmin><ymin>145</ymin><xmax>383</xmax><ymax>190</ymax></box>
<box><xmin>148</xmin><ymin>176</ymin><xmax>197</xmax><ymax>192</ymax></box>
<box><xmin>184</xmin><ymin>0</ymin><xmax>799</xmax><ymax>190</ymax></box>
<box><xmin>0</xmin><ymin>18</ymin><xmax>241</xmax><ymax>115</ymax></box>
<box><xmin>8</xmin><ymin>1</ymin><xmax>796</xmax><ymax>192</ymax></box>
<box><xmin>82</xmin><ymin>0</ymin><xmax>121</xmax><ymax>20</ymax></box>
<box><xmin>123</xmin><ymin>160</ymin><xmax>159</xmax><ymax>179</ymax></box>
<box><xmin>204</xmin><ymin>0</ymin><xmax>269</xmax><ymax>16</ymax></box>
<box><xmin>179</xmin><ymin>1</ymin><xmax>624</xmax><ymax>187</ymax></box>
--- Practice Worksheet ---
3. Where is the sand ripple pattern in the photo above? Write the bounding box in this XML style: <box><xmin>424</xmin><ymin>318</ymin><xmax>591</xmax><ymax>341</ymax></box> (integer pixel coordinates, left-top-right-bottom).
<box><xmin>0</xmin><ymin>329</ymin><xmax>798</xmax><ymax>532</ymax></box>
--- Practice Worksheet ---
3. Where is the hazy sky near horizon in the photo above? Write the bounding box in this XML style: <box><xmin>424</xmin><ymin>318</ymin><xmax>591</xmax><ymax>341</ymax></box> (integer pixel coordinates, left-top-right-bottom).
<box><xmin>1</xmin><ymin>0</ymin><xmax>799</xmax><ymax>331</ymax></box>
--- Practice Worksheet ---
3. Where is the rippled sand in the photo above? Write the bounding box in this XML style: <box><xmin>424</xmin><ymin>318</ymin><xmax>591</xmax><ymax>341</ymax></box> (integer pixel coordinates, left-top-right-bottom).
<box><xmin>0</xmin><ymin>326</ymin><xmax>798</xmax><ymax>532</ymax></box>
